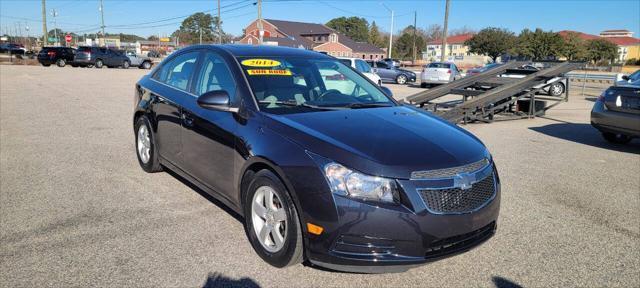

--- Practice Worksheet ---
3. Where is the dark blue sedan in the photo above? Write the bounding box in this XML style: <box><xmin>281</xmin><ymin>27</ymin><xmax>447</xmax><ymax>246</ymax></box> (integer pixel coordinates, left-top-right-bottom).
<box><xmin>133</xmin><ymin>45</ymin><xmax>500</xmax><ymax>273</ymax></box>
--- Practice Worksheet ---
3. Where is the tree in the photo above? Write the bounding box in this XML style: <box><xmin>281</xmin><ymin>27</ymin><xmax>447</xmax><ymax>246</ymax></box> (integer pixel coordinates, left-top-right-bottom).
<box><xmin>368</xmin><ymin>21</ymin><xmax>385</xmax><ymax>48</ymax></box>
<box><xmin>585</xmin><ymin>39</ymin><xmax>618</xmax><ymax>64</ymax></box>
<box><xmin>47</xmin><ymin>28</ymin><xmax>65</xmax><ymax>39</ymax></box>
<box><xmin>147</xmin><ymin>35</ymin><xmax>159</xmax><ymax>41</ymax></box>
<box><xmin>171</xmin><ymin>12</ymin><xmax>226</xmax><ymax>44</ymax></box>
<box><xmin>464</xmin><ymin>27</ymin><xmax>515</xmax><ymax>63</ymax></box>
<box><xmin>393</xmin><ymin>25</ymin><xmax>426</xmax><ymax>61</ymax></box>
<box><xmin>560</xmin><ymin>32</ymin><xmax>587</xmax><ymax>61</ymax></box>
<box><xmin>326</xmin><ymin>16</ymin><xmax>369</xmax><ymax>42</ymax></box>
<box><xmin>515</xmin><ymin>28</ymin><xmax>564</xmax><ymax>60</ymax></box>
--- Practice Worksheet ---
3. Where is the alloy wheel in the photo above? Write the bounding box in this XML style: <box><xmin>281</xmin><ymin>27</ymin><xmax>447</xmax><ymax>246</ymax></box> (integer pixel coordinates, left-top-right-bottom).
<box><xmin>137</xmin><ymin>124</ymin><xmax>151</xmax><ymax>163</ymax></box>
<box><xmin>251</xmin><ymin>186</ymin><xmax>288</xmax><ymax>253</ymax></box>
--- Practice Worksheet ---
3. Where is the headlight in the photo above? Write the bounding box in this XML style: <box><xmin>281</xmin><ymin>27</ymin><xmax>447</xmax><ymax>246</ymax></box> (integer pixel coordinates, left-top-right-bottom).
<box><xmin>323</xmin><ymin>163</ymin><xmax>399</xmax><ymax>203</ymax></box>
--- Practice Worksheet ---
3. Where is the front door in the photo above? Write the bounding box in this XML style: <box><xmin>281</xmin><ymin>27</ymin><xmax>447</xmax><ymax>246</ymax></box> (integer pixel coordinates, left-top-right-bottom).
<box><xmin>180</xmin><ymin>51</ymin><xmax>238</xmax><ymax>200</ymax></box>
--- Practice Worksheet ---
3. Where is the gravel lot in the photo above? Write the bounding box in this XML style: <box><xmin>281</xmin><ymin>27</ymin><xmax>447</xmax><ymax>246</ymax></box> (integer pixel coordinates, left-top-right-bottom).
<box><xmin>1</xmin><ymin>65</ymin><xmax>638</xmax><ymax>288</ymax></box>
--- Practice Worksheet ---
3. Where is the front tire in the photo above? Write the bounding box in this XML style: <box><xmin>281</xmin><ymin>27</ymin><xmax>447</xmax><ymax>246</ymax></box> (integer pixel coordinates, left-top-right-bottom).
<box><xmin>244</xmin><ymin>170</ymin><xmax>303</xmax><ymax>268</ymax></box>
<box><xmin>602</xmin><ymin>132</ymin><xmax>632</xmax><ymax>144</ymax></box>
<box><xmin>420</xmin><ymin>82</ymin><xmax>429</xmax><ymax>88</ymax></box>
<box><xmin>122</xmin><ymin>60</ymin><xmax>130</xmax><ymax>69</ymax></box>
<box><xmin>134</xmin><ymin>116</ymin><xmax>163</xmax><ymax>172</ymax></box>
<box><xmin>56</xmin><ymin>59</ymin><xmax>66</xmax><ymax>67</ymax></box>
<box><xmin>94</xmin><ymin>59</ymin><xmax>103</xmax><ymax>69</ymax></box>
<box><xmin>141</xmin><ymin>61</ymin><xmax>151</xmax><ymax>69</ymax></box>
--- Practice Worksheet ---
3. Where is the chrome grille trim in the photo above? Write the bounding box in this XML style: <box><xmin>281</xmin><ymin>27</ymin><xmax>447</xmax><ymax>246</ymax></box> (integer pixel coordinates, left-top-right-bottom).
<box><xmin>410</xmin><ymin>158</ymin><xmax>490</xmax><ymax>180</ymax></box>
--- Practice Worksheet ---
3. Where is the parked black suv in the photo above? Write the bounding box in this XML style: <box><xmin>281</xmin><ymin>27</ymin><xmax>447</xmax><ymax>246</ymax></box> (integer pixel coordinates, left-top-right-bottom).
<box><xmin>74</xmin><ymin>46</ymin><xmax>131</xmax><ymax>68</ymax></box>
<box><xmin>37</xmin><ymin>47</ymin><xmax>76</xmax><ymax>67</ymax></box>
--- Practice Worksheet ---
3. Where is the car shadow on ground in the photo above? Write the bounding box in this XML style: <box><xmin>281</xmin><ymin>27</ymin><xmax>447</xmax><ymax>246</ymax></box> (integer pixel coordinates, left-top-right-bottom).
<box><xmin>164</xmin><ymin>169</ymin><xmax>244</xmax><ymax>223</ymax></box>
<box><xmin>202</xmin><ymin>273</ymin><xmax>260</xmax><ymax>288</ymax></box>
<box><xmin>492</xmin><ymin>276</ymin><xmax>524</xmax><ymax>288</ymax></box>
<box><xmin>529</xmin><ymin>121</ymin><xmax>640</xmax><ymax>154</ymax></box>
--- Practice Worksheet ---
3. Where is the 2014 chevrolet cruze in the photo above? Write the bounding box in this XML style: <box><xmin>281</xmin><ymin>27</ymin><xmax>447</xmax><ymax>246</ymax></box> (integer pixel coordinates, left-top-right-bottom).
<box><xmin>133</xmin><ymin>45</ymin><xmax>500</xmax><ymax>273</ymax></box>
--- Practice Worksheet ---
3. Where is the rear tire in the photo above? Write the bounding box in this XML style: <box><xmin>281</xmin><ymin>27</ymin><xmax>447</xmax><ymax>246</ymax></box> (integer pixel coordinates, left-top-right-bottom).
<box><xmin>122</xmin><ymin>60</ymin><xmax>130</xmax><ymax>69</ymax></box>
<box><xmin>94</xmin><ymin>59</ymin><xmax>103</xmax><ymax>69</ymax></box>
<box><xmin>42</xmin><ymin>64</ymin><xmax>51</xmax><ymax>67</ymax></box>
<box><xmin>141</xmin><ymin>61</ymin><xmax>151</xmax><ymax>69</ymax></box>
<box><xmin>420</xmin><ymin>82</ymin><xmax>429</xmax><ymax>88</ymax></box>
<box><xmin>56</xmin><ymin>59</ymin><xmax>66</xmax><ymax>67</ymax></box>
<box><xmin>243</xmin><ymin>170</ymin><xmax>304</xmax><ymax>268</ymax></box>
<box><xmin>396</xmin><ymin>74</ymin><xmax>408</xmax><ymax>84</ymax></box>
<box><xmin>548</xmin><ymin>82</ymin><xmax>565</xmax><ymax>96</ymax></box>
<box><xmin>602</xmin><ymin>132</ymin><xmax>632</xmax><ymax>144</ymax></box>
<box><xmin>134</xmin><ymin>116</ymin><xmax>163</xmax><ymax>173</ymax></box>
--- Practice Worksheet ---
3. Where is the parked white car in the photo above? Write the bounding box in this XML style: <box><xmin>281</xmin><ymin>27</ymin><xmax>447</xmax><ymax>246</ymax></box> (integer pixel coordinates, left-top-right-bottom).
<box><xmin>420</xmin><ymin>62</ymin><xmax>463</xmax><ymax>88</ymax></box>
<box><xmin>337</xmin><ymin>57</ymin><xmax>382</xmax><ymax>85</ymax></box>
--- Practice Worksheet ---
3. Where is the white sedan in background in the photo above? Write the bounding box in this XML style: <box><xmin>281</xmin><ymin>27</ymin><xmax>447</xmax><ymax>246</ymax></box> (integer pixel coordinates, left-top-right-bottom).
<box><xmin>337</xmin><ymin>57</ymin><xmax>382</xmax><ymax>85</ymax></box>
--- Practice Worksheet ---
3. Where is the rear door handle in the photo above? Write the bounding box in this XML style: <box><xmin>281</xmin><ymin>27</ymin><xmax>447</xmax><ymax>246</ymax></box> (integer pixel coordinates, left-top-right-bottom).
<box><xmin>182</xmin><ymin>112</ymin><xmax>194</xmax><ymax>127</ymax></box>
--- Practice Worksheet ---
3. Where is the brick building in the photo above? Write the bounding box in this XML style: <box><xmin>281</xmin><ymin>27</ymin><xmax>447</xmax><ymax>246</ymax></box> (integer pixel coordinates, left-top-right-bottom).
<box><xmin>238</xmin><ymin>19</ymin><xmax>385</xmax><ymax>59</ymax></box>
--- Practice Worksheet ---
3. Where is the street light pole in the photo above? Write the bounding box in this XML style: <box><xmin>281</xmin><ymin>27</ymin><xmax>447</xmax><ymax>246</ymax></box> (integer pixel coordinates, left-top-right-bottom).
<box><xmin>382</xmin><ymin>3</ymin><xmax>393</xmax><ymax>59</ymax></box>
<box><xmin>257</xmin><ymin>0</ymin><xmax>263</xmax><ymax>44</ymax></box>
<box><xmin>51</xmin><ymin>9</ymin><xmax>58</xmax><ymax>46</ymax></box>
<box><xmin>441</xmin><ymin>0</ymin><xmax>450</xmax><ymax>62</ymax></box>
<box><xmin>99</xmin><ymin>0</ymin><xmax>105</xmax><ymax>39</ymax></box>
<box><xmin>41</xmin><ymin>0</ymin><xmax>47</xmax><ymax>47</ymax></box>
<box><xmin>217</xmin><ymin>0</ymin><xmax>222</xmax><ymax>44</ymax></box>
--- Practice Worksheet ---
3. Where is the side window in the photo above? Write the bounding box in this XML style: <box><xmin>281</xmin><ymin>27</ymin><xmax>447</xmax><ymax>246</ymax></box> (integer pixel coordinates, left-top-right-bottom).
<box><xmin>195</xmin><ymin>52</ymin><xmax>236</xmax><ymax>99</ymax></box>
<box><xmin>376</xmin><ymin>61</ymin><xmax>388</xmax><ymax>69</ymax></box>
<box><xmin>356</xmin><ymin>60</ymin><xmax>371</xmax><ymax>73</ymax></box>
<box><xmin>154</xmin><ymin>51</ymin><xmax>199</xmax><ymax>91</ymax></box>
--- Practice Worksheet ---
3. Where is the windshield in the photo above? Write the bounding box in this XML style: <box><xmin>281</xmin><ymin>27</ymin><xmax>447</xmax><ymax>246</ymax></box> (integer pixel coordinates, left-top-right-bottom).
<box><xmin>628</xmin><ymin>70</ymin><xmax>640</xmax><ymax>82</ymax></box>
<box><xmin>427</xmin><ymin>63</ymin><xmax>450</xmax><ymax>68</ymax></box>
<box><xmin>238</xmin><ymin>57</ymin><xmax>395</xmax><ymax>114</ymax></box>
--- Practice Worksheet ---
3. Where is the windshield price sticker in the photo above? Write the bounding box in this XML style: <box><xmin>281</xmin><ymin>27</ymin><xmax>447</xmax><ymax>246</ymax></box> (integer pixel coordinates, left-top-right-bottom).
<box><xmin>241</xmin><ymin>59</ymin><xmax>281</xmax><ymax>67</ymax></box>
<box><xmin>247</xmin><ymin>69</ymin><xmax>292</xmax><ymax>76</ymax></box>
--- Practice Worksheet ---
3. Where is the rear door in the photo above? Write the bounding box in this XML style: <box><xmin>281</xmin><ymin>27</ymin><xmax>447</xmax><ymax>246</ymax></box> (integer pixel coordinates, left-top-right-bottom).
<box><xmin>375</xmin><ymin>61</ymin><xmax>393</xmax><ymax>81</ymax></box>
<box><xmin>147</xmin><ymin>51</ymin><xmax>201</xmax><ymax>165</ymax></box>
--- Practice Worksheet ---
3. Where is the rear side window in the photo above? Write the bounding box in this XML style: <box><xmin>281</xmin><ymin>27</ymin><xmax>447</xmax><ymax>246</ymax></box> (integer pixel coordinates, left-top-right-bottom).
<box><xmin>195</xmin><ymin>52</ymin><xmax>236</xmax><ymax>99</ymax></box>
<box><xmin>154</xmin><ymin>52</ymin><xmax>199</xmax><ymax>91</ymax></box>
<box><xmin>355</xmin><ymin>60</ymin><xmax>371</xmax><ymax>73</ymax></box>
<box><xmin>375</xmin><ymin>61</ymin><xmax>389</xmax><ymax>69</ymax></box>
<box><xmin>428</xmin><ymin>63</ymin><xmax>451</xmax><ymax>69</ymax></box>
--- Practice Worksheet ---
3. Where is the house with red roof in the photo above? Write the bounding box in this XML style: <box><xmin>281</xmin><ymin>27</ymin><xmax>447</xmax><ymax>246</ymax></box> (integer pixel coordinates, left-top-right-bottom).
<box><xmin>559</xmin><ymin>30</ymin><xmax>640</xmax><ymax>62</ymax></box>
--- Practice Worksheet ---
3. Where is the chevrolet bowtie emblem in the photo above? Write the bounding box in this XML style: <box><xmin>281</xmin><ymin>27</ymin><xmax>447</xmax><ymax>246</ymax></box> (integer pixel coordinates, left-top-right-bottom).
<box><xmin>453</xmin><ymin>172</ymin><xmax>475</xmax><ymax>190</ymax></box>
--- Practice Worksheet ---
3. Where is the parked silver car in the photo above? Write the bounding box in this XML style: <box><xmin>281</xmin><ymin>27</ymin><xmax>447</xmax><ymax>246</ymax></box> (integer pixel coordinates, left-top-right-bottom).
<box><xmin>125</xmin><ymin>51</ymin><xmax>153</xmax><ymax>69</ymax></box>
<box><xmin>420</xmin><ymin>62</ymin><xmax>462</xmax><ymax>88</ymax></box>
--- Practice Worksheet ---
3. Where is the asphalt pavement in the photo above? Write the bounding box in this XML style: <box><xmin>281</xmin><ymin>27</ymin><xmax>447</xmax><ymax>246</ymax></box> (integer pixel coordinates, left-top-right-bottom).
<box><xmin>1</xmin><ymin>65</ymin><xmax>638</xmax><ymax>287</ymax></box>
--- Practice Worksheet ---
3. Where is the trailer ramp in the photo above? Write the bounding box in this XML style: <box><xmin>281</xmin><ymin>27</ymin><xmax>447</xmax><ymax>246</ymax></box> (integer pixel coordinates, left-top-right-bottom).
<box><xmin>406</xmin><ymin>61</ymin><xmax>584</xmax><ymax>124</ymax></box>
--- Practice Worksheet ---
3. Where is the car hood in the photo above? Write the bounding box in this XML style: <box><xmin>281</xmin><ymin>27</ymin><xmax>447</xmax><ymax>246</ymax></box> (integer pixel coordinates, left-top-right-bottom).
<box><xmin>263</xmin><ymin>105</ymin><xmax>489</xmax><ymax>179</ymax></box>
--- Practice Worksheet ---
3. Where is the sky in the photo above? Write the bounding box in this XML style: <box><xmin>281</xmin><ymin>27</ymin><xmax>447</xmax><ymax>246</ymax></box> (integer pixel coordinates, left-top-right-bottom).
<box><xmin>0</xmin><ymin>0</ymin><xmax>639</xmax><ymax>39</ymax></box>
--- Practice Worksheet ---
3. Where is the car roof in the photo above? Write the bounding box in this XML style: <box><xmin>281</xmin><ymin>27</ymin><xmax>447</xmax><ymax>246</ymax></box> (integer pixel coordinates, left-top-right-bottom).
<box><xmin>192</xmin><ymin>44</ymin><xmax>333</xmax><ymax>59</ymax></box>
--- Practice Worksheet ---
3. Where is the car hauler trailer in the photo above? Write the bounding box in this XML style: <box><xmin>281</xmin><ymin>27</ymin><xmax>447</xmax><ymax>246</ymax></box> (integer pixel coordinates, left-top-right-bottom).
<box><xmin>406</xmin><ymin>61</ymin><xmax>584</xmax><ymax>124</ymax></box>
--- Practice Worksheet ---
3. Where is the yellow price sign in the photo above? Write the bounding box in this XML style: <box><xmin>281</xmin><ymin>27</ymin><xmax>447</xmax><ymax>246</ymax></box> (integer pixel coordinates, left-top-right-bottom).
<box><xmin>247</xmin><ymin>69</ymin><xmax>292</xmax><ymax>76</ymax></box>
<box><xmin>241</xmin><ymin>59</ymin><xmax>281</xmax><ymax>67</ymax></box>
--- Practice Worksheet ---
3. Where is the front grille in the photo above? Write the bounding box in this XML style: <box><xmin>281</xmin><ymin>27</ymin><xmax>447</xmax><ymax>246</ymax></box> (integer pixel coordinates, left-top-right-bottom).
<box><xmin>425</xmin><ymin>221</ymin><xmax>496</xmax><ymax>259</ymax></box>
<box><xmin>411</xmin><ymin>158</ymin><xmax>489</xmax><ymax>179</ymax></box>
<box><xmin>420</xmin><ymin>173</ymin><xmax>495</xmax><ymax>214</ymax></box>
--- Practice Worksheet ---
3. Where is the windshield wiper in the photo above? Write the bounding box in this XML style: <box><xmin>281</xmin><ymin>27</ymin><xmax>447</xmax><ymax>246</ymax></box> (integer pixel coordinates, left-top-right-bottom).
<box><xmin>343</xmin><ymin>102</ymin><xmax>394</xmax><ymax>109</ymax></box>
<box><xmin>258</xmin><ymin>100</ymin><xmax>342</xmax><ymax>110</ymax></box>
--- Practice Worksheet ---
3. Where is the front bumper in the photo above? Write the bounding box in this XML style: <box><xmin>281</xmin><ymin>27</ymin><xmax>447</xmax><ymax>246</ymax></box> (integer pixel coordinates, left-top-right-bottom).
<box><xmin>302</xmin><ymin>164</ymin><xmax>501</xmax><ymax>273</ymax></box>
<box><xmin>591</xmin><ymin>101</ymin><xmax>640</xmax><ymax>137</ymax></box>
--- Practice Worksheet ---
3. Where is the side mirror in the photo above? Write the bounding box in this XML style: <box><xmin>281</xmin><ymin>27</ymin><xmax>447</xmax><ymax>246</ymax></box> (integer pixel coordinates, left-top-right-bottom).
<box><xmin>622</xmin><ymin>75</ymin><xmax>629</xmax><ymax>81</ymax></box>
<box><xmin>197</xmin><ymin>90</ymin><xmax>238</xmax><ymax>113</ymax></box>
<box><xmin>380</xmin><ymin>86</ymin><xmax>393</xmax><ymax>97</ymax></box>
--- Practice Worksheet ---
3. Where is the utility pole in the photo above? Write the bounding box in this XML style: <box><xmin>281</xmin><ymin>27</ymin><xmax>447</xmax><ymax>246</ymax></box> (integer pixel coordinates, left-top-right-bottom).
<box><xmin>441</xmin><ymin>0</ymin><xmax>450</xmax><ymax>62</ymax></box>
<box><xmin>51</xmin><ymin>9</ymin><xmax>58</xmax><ymax>46</ymax></box>
<box><xmin>199</xmin><ymin>27</ymin><xmax>203</xmax><ymax>44</ymax></box>
<box><xmin>257</xmin><ymin>0</ymin><xmax>263</xmax><ymax>44</ymax></box>
<box><xmin>382</xmin><ymin>3</ymin><xmax>394</xmax><ymax>59</ymax></box>
<box><xmin>412</xmin><ymin>11</ymin><xmax>417</xmax><ymax>64</ymax></box>
<box><xmin>25</xmin><ymin>22</ymin><xmax>30</xmax><ymax>49</ymax></box>
<box><xmin>217</xmin><ymin>0</ymin><xmax>222</xmax><ymax>44</ymax></box>
<box><xmin>99</xmin><ymin>0</ymin><xmax>105</xmax><ymax>40</ymax></box>
<box><xmin>41</xmin><ymin>0</ymin><xmax>47</xmax><ymax>47</ymax></box>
